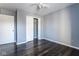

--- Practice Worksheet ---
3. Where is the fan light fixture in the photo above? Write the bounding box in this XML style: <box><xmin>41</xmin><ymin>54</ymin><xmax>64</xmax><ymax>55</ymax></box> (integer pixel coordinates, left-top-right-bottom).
<box><xmin>32</xmin><ymin>3</ymin><xmax>49</xmax><ymax>10</ymax></box>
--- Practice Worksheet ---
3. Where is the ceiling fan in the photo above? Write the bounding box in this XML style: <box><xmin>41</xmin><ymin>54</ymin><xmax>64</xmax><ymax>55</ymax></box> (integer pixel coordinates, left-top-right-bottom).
<box><xmin>31</xmin><ymin>3</ymin><xmax>49</xmax><ymax>11</ymax></box>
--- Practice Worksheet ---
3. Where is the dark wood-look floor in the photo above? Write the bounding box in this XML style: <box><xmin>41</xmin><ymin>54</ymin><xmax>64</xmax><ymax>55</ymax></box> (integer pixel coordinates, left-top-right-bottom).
<box><xmin>0</xmin><ymin>39</ymin><xmax>79</xmax><ymax>56</ymax></box>
<box><xmin>16</xmin><ymin>39</ymin><xmax>79</xmax><ymax>56</ymax></box>
<box><xmin>0</xmin><ymin>42</ymin><xmax>16</xmax><ymax>56</ymax></box>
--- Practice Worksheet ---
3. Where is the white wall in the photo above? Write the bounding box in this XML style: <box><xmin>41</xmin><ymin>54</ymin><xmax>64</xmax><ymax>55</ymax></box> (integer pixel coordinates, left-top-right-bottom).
<box><xmin>26</xmin><ymin>16</ymin><xmax>41</xmax><ymax>42</ymax></box>
<box><xmin>42</xmin><ymin>4</ymin><xmax>79</xmax><ymax>49</ymax></box>
<box><xmin>43</xmin><ymin>8</ymin><xmax>71</xmax><ymax>45</ymax></box>
<box><xmin>26</xmin><ymin>16</ymin><xmax>33</xmax><ymax>42</ymax></box>
<box><xmin>17</xmin><ymin>9</ymin><xmax>26</xmax><ymax>45</ymax></box>
<box><xmin>0</xmin><ymin>14</ymin><xmax>15</xmax><ymax>44</ymax></box>
<box><xmin>17</xmin><ymin>9</ymin><xmax>42</xmax><ymax>44</ymax></box>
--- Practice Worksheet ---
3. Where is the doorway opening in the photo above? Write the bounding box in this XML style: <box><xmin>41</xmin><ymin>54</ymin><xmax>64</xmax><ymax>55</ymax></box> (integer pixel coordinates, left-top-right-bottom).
<box><xmin>33</xmin><ymin>18</ymin><xmax>38</xmax><ymax>43</ymax></box>
<box><xmin>26</xmin><ymin>16</ymin><xmax>40</xmax><ymax>42</ymax></box>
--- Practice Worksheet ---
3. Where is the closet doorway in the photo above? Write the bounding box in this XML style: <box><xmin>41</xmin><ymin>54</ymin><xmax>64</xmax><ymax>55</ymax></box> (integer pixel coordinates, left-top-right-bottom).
<box><xmin>33</xmin><ymin>18</ymin><xmax>38</xmax><ymax>40</ymax></box>
<box><xmin>26</xmin><ymin>16</ymin><xmax>41</xmax><ymax>42</ymax></box>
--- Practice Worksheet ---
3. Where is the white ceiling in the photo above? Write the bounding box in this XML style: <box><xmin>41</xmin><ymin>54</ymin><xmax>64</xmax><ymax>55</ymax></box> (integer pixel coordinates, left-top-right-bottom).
<box><xmin>0</xmin><ymin>3</ymin><xmax>73</xmax><ymax>16</ymax></box>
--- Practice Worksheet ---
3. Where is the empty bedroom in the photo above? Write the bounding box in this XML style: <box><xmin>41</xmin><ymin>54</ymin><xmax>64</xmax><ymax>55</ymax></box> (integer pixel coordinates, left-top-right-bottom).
<box><xmin>0</xmin><ymin>3</ymin><xmax>79</xmax><ymax>56</ymax></box>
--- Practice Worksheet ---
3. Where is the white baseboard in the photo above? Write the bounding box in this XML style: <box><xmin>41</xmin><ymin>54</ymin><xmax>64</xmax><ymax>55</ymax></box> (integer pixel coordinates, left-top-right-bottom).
<box><xmin>17</xmin><ymin>38</ymin><xmax>42</xmax><ymax>45</ymax></box>
<box><xmin>17</xmin><ymin>41</ymin><xmax>26</xmax><ymax>45</ymax></box>
<box><xmin>0</xmin><ymin>41</ymin><xmax>15</xmax><ymax>45</ymax></box>
<box><xmin>43</xmin><ymin>38</ymin><xmax>79</xmax><ymax>50</ymax></box>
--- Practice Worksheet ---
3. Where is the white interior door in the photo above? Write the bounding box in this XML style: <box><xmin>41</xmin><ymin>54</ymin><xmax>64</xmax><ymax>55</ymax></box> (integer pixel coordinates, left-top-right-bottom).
<box><xmin>0</xmin><ymin>14</ymin><xmax>15</xmax><ymax>45</ymax></box>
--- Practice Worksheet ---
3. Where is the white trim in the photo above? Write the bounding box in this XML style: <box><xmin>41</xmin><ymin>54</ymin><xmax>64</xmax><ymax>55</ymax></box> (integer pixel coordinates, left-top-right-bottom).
<box><xmin>43</xmin><ymin>38</ymin><xmax>79</xmax><ymax>50</ymax></box>
<box><xmin>17</xmin><ymin>41</ymin><xmax>26</xmax><ymax>45</ymax></box>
